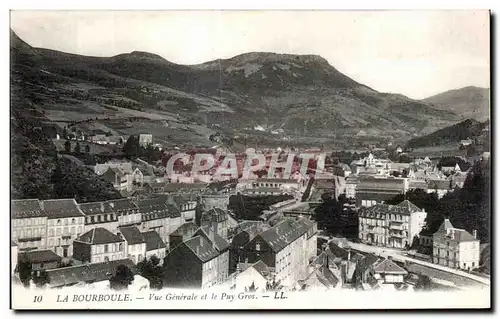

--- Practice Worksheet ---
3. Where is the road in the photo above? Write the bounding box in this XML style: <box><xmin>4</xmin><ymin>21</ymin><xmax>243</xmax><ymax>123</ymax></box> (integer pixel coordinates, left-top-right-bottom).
<box><xmin>346</xmin><ymin>241</ymin><xmax>490</xmax><ymax>287</ymax></box>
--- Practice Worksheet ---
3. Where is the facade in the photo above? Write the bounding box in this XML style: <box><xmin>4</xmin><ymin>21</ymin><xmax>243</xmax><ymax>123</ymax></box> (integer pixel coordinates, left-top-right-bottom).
<box><xmin>108</xmin><ymin>199</ymin><xmax>142</xmax><ymax>228</ymax></box>
<box><xmin>345</xmin><ymin>175</ymin><xmax>359</xmax><ymax>199</ymax></box>
<box><xmin>427</xmin><ymin>179</ymin><xmax>454</xmax><ymax>199</ymax></box>
<box><xmin>164</xmin><ymin>234</ymin><xmax>230</xmax><ymax>289</ymax></box>
<box><xmin>18</xmin><ymin>249</ymin><xmax>62</xmax><ymax>271</ymax></box>
<box><xmin>79</xmin><ymin>202</ymin><xmax>120</xmax><ymax>234</ymax></box>
<box><xmin>137</xmin><ymin>197</ymin><xmax>178</xmax><ymax>246</ymax></box>
<box><xmin>73</xmin><ymin>227</ymin><xmax>126</xmax><ymax>264</ymax></box>
<box><xmin>43</xmin><ymin>199</ymin><xmax>85</xmax><ymax>258</ymax></box>
<box><xmin>11</xmin><ymin>199</ymin><xmax>48</xmax><ymax>252</ymax></box>
<box><xmin>372</xmin><ymin>258</ymin><xmax>407</xmax><ymax>284</ymax></box>
<box><xmin>138</xmin><ymin>134</ymin><xmax>153</xmax><ymax>147</ymax></box>
<box><xmin>118</xmin><ymin>226</ymin><xmax>147</xmax><ymax>264</ymax></box>
<box><xmin>100</xmin><ymin>168</ymin><xmax>129</xmax><ymax>191</ymax></box>
<box><xmin>243</xmin><ymin>218</ymin><xmax>318</xmax><ymax>287</ymax></box>
<box><xmin>200</xmin><ymin>208</ymin><xmax>230</xmax><ymax>239</ymax></box>
<box><xmin>143</xmin><ymin>230</ymin><xmax>167</xmax><ymax>263</ymax></box>
<box><xmin>358</xmin><ymin>200</ymin><xmax>427</xmax><ymax>248</ymax></box>
<box><xmin>432</xmin><ymin>219</ymin><xmax>480</xmax><ymax>271</ymax></box>
<box><xmin>232</xmin><ymin>260</ymin><xmax>271</xmax><ymax>292</ymax></box>
<box><xmin>355</xmin><ymin>176</ymin><xmax>408</xmax><ymax>207</ymax></box>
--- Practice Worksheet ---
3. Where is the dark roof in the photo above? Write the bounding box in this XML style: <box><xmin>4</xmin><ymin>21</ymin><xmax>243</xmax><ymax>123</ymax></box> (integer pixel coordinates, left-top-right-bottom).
<box><xmin>327</xmin><ymin>242</ymin><xmax>350</xmax><ymax>260</ymax></box>
<box><xmin>258</xmin><ymin>218</ymin><xmax>315</xmax><ymax>253</ymax></box>
<box><xmin>251</xmin><ymin>260</ymin><xmax>271</xmax><ymax>278</ymax></box>
<box><xmin>11</xmin><ymin>199</ymin><xmax>47</xmax><ymax>219</ymax></box>
<box><xmin>46</xmin><ymin>259</ymin><xmax>136</xmax><ymax>287</ymax></box>
<box><xmin>427</xmin><ymin>179</ymin><xmax>452</xmax><ymax>190</ymax></box>
<box><xmin>118</xmin><ymin>226</ymin><xmax>145</xmax><ymax>245</ymax></box>
<box><xmin>357</xmin><ymin>177</ymin><xmax>406</xmax><ymax>191</ymax></box>
<box><xmin>106</xmin><ymin>198</ymin><xmax>138</xmax><ymax>212</ymax></box>
<box><xmin>19</xmin><ymin>250</ymin><xmax>62</xmax><ymax>263</ymax></box>
<box><xmin>142</xmin><ymin>231</ymin><xmax>167</xmax><ymax>251</ymax></box>
<box><xmin>76</xmin><ymin>228</ymin><xmax>124</xmax><ymax>245</ymax></box>
<box><xmin>373</xmin><ymin>258</ymin><xmax>408</xmax><ymax>275</ymax></box>
<box><xmin>42</xmin><ymin>199</ymin><xmax>85</xmax><ymax>219</ymax></box>
<box><xmin>195</xmin><ymin>226</ymin><xmax>230</xmax><ymax>252</ymax></box>
<box><xmin>356</xmin><ymin>253</ymin><xmax>380</xmax><ymax>274</ymax></box>
<box><xmin>202</xmin><ymin>208</ymin><xmax>228</xmax><ymax>223</ymax></box>
<box><xmin>79</xmin><ymin>202</ymin><xmax>115</xmax><ymax>216</ymax></box>
<box><xmin>170</xmin><ymin>222</ymin><xmax>199</xmax><ymax>237</ymax></box>
<box><xmin>358</xmin><ymin>200</ymin><xmax>423</xmax><ymax>218</ymax></box>
<box><xmin>163</xmin><ymin>183</ymin><xmax>208</xmax><ymax>192</ymax></box>
<box><xmin>183</xmin><ymin>235</ymin><xmax>219</xmax><ymax>263</ymax></box>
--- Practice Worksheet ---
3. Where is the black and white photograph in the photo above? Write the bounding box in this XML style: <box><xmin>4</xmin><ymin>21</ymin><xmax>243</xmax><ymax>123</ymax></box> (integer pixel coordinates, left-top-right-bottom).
<box><xmin>9</xmin><ymin>9</ymin><xmax>491</xmax><ymax>310</ymax></box>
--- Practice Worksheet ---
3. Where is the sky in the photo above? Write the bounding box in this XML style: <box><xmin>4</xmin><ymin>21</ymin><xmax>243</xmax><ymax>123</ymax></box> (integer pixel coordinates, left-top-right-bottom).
<box><xmin>10</xmin><ymin>10</ymin><xmax>490</xmax><ymax>99</ymax></box>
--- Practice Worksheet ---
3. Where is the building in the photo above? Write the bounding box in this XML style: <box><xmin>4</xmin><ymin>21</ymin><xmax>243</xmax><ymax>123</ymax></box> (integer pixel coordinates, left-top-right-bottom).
<box><xmin>372</xmin><ymin>258</ymin><xmax>407</xmax><ymax>284</ymax></box>
<box><xmin>142</xmin><ymin>230</ymin><xmax>167</xmax><ymax>263</ymax></box>
<box><xmin>164</xmin><ymin>234</ymin><xmax>229</xmax><ymax>289</ymax></box>
<box><xmin>169</xmin><ymin>222</ymin><xmax>200</xmax><ymax>250</ymax></box>
<box><xmin>100</xmin><ymin>168</ymin><xmax>129</xmax><ymax>191</ymax></box>
<box><xmin>243</xmin><ymin>218</ymin><xmax>318</xmax><ymax>287</ymax></box>
<box><xmin>43</xmin><ymin>199</ymin><xmax>86</xmax><ymax>258</ymax></box>
<box><xmin>345</xmin><ymin>175</ymin><xmax>359</xmax><ymax>199</ymax></box>
<box><xmin>46</xmin><ymin>259</ymin><xmax>136</xmax><ymax>289</ymax></box>
<box><xmin>432</xmin><ymin>219</ymin><xmax>480</xmax><ymax>271</ymax></box>
<box><xmin>79</xmin><ymin>201</ymin><xmax>120</xmax><ymax>234</ymax></box>
<box><xmin>358</xmin><ymin>200</ymin><xmax>427</xmax><ymax>248</ymax></box>
<box><xmin>118</xmin><ymin>226</ymin><xmax>147</xmax><ymax>264</ymax></box>
<box><xmin>355</xmin><ymin>176</ymin><xmax>408</xmax><ymax>207</ymax></box>
<box><xmin>107</xmin><ymin>199</ymin><xmax>142</xmax><ymax>227</ymax></box>
<box><xmin>193</xmin><ymin>226</ymin><xmax>231</xmax><ymax>285</ymax></box>
<box><xmin>427</xmin><ymin>179</ymin><xmax>453</xmax><ymax>199</ymax></box>
<box><xmin>11</xmin><ymin>241</ymin><xmax>18</xmax><ymax>275</ymax></box>
<box><xmin>11</xmin><ymin>199</ymin><xmax>48</xmax><ymax>252</ymax></box>
<box><xmin>200</xmin><ymin>208</ymin><xmax>230</xmax><ymax>239</ymax></box>
<box><xmin>73</xmin><ymin>227</ymin><xmax>126</xmax><ymax>264</ymax></box>
<box><xmin>138</xmin><ymin>134</ymin><xmax>153</xmax><ymax>147</ymax></box>
<box><xmin>232</xmin><ymin>260</ymin><xmax>272</xmax><ymax>292</ymax></box>
<box><xmin>18</xmin><ymin>250</ymin><xmax>62</xmax><ymax>271</ymax></box>
<box><xmin>137</xmin><ymin>197</ymin><xmax>180</xmax><ymax>246</ymax></box>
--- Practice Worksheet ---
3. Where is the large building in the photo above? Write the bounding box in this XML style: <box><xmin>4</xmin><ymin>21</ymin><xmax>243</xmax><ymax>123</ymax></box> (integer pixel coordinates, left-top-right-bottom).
<box><xmin>432</xmin><ymin>219</ymin><xmax>480</xmax><ymax>271</ymax></box>
<box><xmin>243</xmin><ymin>218</ymin><xmax>318</xmax><ymax>287</ymax></box>
<box><xmin>43</xmin><ymin>199</ymin><xmax>86</xmax><ymax>258</ymax></box>
<box><xmin>79</xmin><ymin>201</ymin><xmax>120</xmax><ymax>234</ymax></box>
<box><xmin>164</xmin><ymin>231</ymin><xmax>230</xmax><ymax>289</ymax></box>
<box><xmin>73</xmin><ymin>227</ymin><xmax>126</xmax><ymax>264</ymax></box>
<box><xmin>11</xmin><ymin>199</ymin><xmax>48</xmax><ymax>251</ymax></box>
<box><xmin>355</xmin><ymin>176</ymin><xmax>409</xmax><ymax>207</ymax></box>
<box><xmin>358</xmin><ymin>200</ymin><xmax>427</xmax><ymax>248</ymax></box>
<box><xmin>118</xmin><ymin>226</ymin><xmax>147</xmax><ymax>264</ymax></box>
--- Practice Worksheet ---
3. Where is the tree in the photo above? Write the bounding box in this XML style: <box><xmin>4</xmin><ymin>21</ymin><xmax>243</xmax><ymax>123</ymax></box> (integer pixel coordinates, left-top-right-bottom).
<box><xmin>109</xmin><ymin>265</ymin><xmax>135</xmax><ymax>290</ymax></box>
<box><xmin>415</xmin><ymin>275</ymin><xmax>432</xmax><ymax>291</ymax></box>
<box><xmin>85</xmin><ymin>144</ymin><xmax>90</xmax><ymax>153</ymax></box>
<box><xmin>74</xmin><ymin>142</ymin><xmax>81</xmax><ymax>155</ymax></box>
<box><xmin>245</xmin><ymin>281</ymin><xmax>258</xmax><ymax>292</ymax></box>
<box><xmin>64</xmin><ymin>140</ymin><xmax>71</xmax><ymax>153</ymax></box>
<box><xmin>123</xmin><ymin>135</ymin><xmax>140</xmax><ymax>158</ymax></box>
<box><xmin>32</xmin><ymin>270</ymin><xmax>50</xmax><ymax>288</ymax></box>
<box><xmin>17</xmin><ymin>259</ymin><xmax>33</xmax><ymax>287</ymax></box>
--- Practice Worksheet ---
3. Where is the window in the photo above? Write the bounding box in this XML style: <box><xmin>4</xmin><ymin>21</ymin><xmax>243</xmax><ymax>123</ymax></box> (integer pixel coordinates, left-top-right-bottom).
<box><xmin>71</xmin><ymin>218</ymin><xmax>75</xmax><ymax>224</ymax></box>
<box><xmin>472</xmin><ymin>262</ymin><xmax>475</xmax><ymax>267</ymax></box>
<box><xmin>71</xmin><ymin>227</ymin><xmax>75</xmax><ymax>235</ymax></box>
<box><xmin>104</xmin><ymin>244</ymin><xmax>109</xmax><ymax>253</ymax></box>
<box><xmin>78</xmin><ymin>226</ymin><xmax>83</xmax><ymax>235</ymax></box>
<box><xmin>49</xmin><ymin>229</ymin><xmax>54</xmax><ymax>237</ymax></box>
<box><xmin>86</xmin><ymin>217</ymin><xmax>91</xmax><ymax>224</ymax></box>
<box><xmin>64</xmin><ymin>219</ymin><xmax>68</xmax><ymax>226</ymax></box>
<box><xmin>104</xmin><ymin>256</ymin><xmax>110</xmax><ymax>262</ymax></box>
<box><xmin>119</xmin><ymin>243</ymin><xmax>123</xmax><ymax>251</ymax></box>
<box><xmin>63</xmin><ymin>227</ymin><xmax>69</xmax><ymax>235</ymax></box>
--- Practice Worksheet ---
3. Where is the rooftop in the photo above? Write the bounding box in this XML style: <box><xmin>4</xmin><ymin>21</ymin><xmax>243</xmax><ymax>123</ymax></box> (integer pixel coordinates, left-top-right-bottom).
<box><xmin>42</xmin><ymin>199</ymin><xmax>85</xmax><ymax>219</ymax></box>
<box><xmin>118</xmin><ymin>226</ymin><xmax>145</xmax><ymax>245</ymax></box>
<box><xmin>183</xmin><ymin>235</ymin><xmax>220</xmax><ymax>263</ymax></box>
<box><xmin>258</xmin><ymin>218</ymin><xmax>316</xmax><ymax>253</ymax></box>
<box><xmin>11</xmin><ymin>199</ymin><xmax>47</xmax><ymax>219</ymax></box>
<box><xmin>142</xmin><ymin>230</ymin><xmax>167</xmax><ymax>251</ymax></box>
<box><xmin>76</xmin><ymin>227</ymin><xmax>124</xmax><ymax>245</ymax></box>
<box><xmin>19</xmin><ymin>249</ymin><xmax>62</xmax><ymax>264</ymax></box>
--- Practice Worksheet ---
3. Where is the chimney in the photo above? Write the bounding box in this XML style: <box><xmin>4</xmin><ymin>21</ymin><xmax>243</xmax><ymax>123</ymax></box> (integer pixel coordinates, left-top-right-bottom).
<box><xmin>200</xmin><ymin>238</ymin><xmax>204</xmax><ymax>247</ymax></box>
<box><xmin>347</xmin><ymin>248</ymin><xmax>351</xmax><ymax>262</ymax></box>
<box><xmin>450</xmin><ymin>230</ymin><xmax>455</xmax><ymax>240</ymax></box>
<box><xmin>473</xmin><ymin>230</ymin><xmax>477</xmax><ymax>239</ymax></box>
<box><xmin>196</xmin><ymin>246</ymin><xmax>200</xmax><ymax>255</ymax></box>
<box><xmin>100</xmin><ymin>202</ymin><xmax>105</xmax><ymax>212</ymax></box>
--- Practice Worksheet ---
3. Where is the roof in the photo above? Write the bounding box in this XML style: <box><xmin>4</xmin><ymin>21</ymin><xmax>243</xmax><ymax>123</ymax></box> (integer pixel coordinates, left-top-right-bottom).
<box><xmin>106</xmin><ymin>198</ymin><xmax>138</xmax><ymax>212</ymax></box>
<box><xmin>42</xmin><ymin>199</ymin><xmax>85</xmax><ymax>219</ymax></box>
<box><xmin>11</xmin><ymin>199</ymin><xmax>47</xmax><ymax>219</ymax></box>
<box><xmin>195</xmin><ymin>226</ymin><xmax>230</xmax><ymax>252</ymax></box>
<box><xmin>170</xmin><ymin>222</ymin><xmax>199</xmax><ymax>237</ymax></box>
<box><xmin>142</xmin><ymin>230</ymin><xmax>167</xmax><ymax>251</ymax></box>
<box><xmin>258</xmin><ymin>218</ymin><xmax>316</xmax><ymax>253</ymax></box>
<box><xmin>19</xmin><ymin>250</ymin><xmax>62</xmax><ymax>264</ymax></box>
<box><xmin>428</xmin><ymin>179</ymin><xmax>452</xmax><ymax>190</ymax></box>
<box><xmin>183</xmin><ymin>235</ymin><xmax>220</xmax><ymax>263</ymax></box>
<box><xmin>118</xmin><ymin>226</ymin><xmax>145</xmax><ymax>245</ymax></box>
<box><xmin>76</xmin><ymin>227</ymin><xmax>124</xmax><ymax>245</ymax></box>
<box><xmin>251</xmin><ymin>260</ymin><xmax>271</xmax><ymax>278</ymax></box>
<box><xmin>255</xmin><ymin>178</ymin><xmax>299</xmax><ymax>184</ymax></box>
<box><xmin>244</xmin><ymin>187</ymin><xmax>283</xmax><ymax>193</ymax></box>
<box><xmin>373</xmin><ymin>258</ymin><xmax>408</xmax><ymax>275</ymax></box>
<box><xmin>46</xmin><ymin>259</ymin><xmax>136</xmax><ymax>287</ymax></box>
<box><xmin>357</xmin><ymin>177</ymin><xmax>406</xmax><ymax>191</ymax></box>
<box><xmin>355</xmin><ymin>253</ymin><xmax>380</xmax><ymax>274</ymax></box>
<box><xmin>409</xmin><ymin>180</ymin><xmax>428</xmax><ymax>190</ymax></box>
<box><xmin>163</xmin><ymin>183</ymin><xmax>208</xmax><ymax>192</ymax></box>
<box><xmin>358</xmin><ymin>200</ymin><xmax>423</xmax><ymax>218</ymax></box>
<box><xmin>11</xmin><ymin>241</ymin><xmax>17</xmax><ymax>247</ymax></box>
<box><xmin>78</xmin><ymin>202</ymin><xmax>115</xmax><ymax>216</ymax></box>
<box><xmin>435</xmin><ymin>220</ymin><xmax>478</xmax><ymax>243</ymax></box>
<box><xmin>202</xmin><ymin>208</ymin><xmax>229</xmax><ymax>223</ymax></box>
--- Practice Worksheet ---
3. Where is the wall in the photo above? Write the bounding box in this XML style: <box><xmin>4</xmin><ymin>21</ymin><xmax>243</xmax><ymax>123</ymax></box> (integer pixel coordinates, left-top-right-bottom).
<box><xmin>164</xmin><ymin>244</ymin><xmax>202</xmax><ymax>288</ymax></box>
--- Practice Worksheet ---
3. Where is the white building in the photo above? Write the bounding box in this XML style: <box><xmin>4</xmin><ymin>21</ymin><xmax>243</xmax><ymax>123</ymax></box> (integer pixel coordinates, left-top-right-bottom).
<box><xmin>73</xmin><ymin>228</ymin><xmax>126</xmax><ymax>264</ymax></box>
<box><xmin>118</xmin><ymin>226</ymin><xmax>147</xmax><ymax>264</ymax></box>
<box><xmin>432</xmin><ymin>219</ymin><xmax>480</xmax><ymax>271</ymax></box>
<box><xmin>358</xmin><ymin>200</ymin><xmax>427</xmax><ymax>248</ymax></box>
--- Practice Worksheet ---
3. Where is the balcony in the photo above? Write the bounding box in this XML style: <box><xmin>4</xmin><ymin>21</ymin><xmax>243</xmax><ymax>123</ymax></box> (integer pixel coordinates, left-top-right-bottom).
<box><xmin>389</xmin><ymin>232</ymin><xmax>405</xmax><ymax>238</ymax></box>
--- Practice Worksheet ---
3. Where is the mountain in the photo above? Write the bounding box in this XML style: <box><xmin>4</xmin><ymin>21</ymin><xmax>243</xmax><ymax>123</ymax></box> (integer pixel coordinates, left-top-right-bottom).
<box><xmin>423</xmin><ymin>86</ymin><xmax>490</xmax><ymax>122</ymax></box>
<box><xmin>10</xmin><ymin>30</ymin><xmax>461</xmax><ymax>148</ymax></box>
<box><xmin>406</xmin><ymin>119</ymin><xmax>490</xmax><ymax>149</ymax></box>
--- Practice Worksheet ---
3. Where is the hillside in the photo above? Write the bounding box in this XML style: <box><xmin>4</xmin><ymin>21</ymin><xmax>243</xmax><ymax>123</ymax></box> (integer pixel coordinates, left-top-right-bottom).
<box><xmin>10</xmin><ymin>30</ymin><xmax>461</xmax><ymax>147</ymax></box>
<box><xmin>423</xmin><ymin>86</ymin><xmax>490</xmax><ymax>122</ymax></box>
<box><xmin>406</xmin><ymin>119</ymin><xmax>490</xmax><ymax>149</ymax></box>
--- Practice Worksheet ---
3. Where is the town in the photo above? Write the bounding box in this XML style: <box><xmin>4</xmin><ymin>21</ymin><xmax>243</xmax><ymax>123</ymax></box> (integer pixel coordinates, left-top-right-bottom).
<box><xmin>11</xmin><ymin>130</ymin><xmax>491</xmax><ymax>293</ymax></box>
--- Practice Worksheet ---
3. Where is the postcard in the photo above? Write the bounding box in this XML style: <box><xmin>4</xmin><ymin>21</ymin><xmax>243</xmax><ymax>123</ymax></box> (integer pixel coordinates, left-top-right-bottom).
<box><xmin>10</xmin><ymin>10</ymin><xmax>491</xmax><ymax>310</ymax></box>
